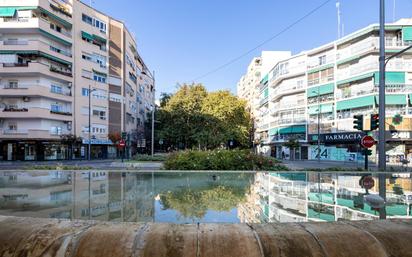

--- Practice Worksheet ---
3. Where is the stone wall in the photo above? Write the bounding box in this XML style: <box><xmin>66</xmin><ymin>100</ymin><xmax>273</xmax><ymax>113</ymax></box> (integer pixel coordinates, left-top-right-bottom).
<box><xmin>0</xmin><ymin>216</ymin><xmax>411</xmax><ymax>257</ymax></box>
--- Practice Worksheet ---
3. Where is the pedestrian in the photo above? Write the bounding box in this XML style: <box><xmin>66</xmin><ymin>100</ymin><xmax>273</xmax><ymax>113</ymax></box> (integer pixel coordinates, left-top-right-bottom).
<box><xmin>282</xmin><ymin>151</ymin><xmax>285</xmax><ymax>160</ymax></box>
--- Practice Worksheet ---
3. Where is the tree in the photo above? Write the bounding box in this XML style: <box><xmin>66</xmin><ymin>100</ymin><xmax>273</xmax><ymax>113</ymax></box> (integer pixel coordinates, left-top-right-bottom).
<box><xmin>156</xmin><ymin>83</ymin><xmax>252</xmax><ymax>150</ymax></box>
<box><xmin>283</xmin><ymin>138</ymin><xmax>300</xmax><ymax>160</ymax></box>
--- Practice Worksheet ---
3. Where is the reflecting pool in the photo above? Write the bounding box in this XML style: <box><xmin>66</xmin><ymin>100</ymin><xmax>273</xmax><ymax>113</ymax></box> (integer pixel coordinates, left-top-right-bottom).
<box><xmin>0</xmin><ymin>171</ymin><xmax>411</xmax><ymax>223</ymax></box>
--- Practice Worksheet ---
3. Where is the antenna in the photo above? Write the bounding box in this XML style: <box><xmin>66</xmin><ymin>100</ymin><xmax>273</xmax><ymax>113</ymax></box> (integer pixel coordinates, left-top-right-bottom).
<box><xmin>393</xmin><ymin>0</ymin><xmax>396</xmax><ymax>22</ymax></box>
<box><xmin>336</xmin><ymin>0</ymin><xmax>341</xmax><ymax>38</ymax></box>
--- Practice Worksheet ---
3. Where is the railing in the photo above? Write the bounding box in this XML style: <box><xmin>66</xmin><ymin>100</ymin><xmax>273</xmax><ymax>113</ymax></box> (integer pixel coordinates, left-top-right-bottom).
<box><xmin>50</xmin><ymin>66</ymin><xmax>72</xmax><ymax>77</ymax></box>
<box><xmin>2</xmin><ymin>107</ymin><xmax>28</xmax><ymax>112</ymax></box>
<box><xmin>50</xmin><ymin>110</ymin><xmax>72</xmax><ymax>116</ymax></box>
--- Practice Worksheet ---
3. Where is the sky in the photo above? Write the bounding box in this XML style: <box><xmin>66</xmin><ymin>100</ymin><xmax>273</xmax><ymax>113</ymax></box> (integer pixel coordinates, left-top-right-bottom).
<box><xmin>88</xmin><ymin>0</ymin><xmax>412</xmax><ymax>98</ymax></box>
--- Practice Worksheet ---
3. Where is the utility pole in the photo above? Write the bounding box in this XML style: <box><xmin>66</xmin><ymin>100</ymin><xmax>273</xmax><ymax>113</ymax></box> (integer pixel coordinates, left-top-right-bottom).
<box><xmin>378</xmin><ymin>0</ymin><xmax>387</xmax><ymax>219</ymax></box>
<box><xmin>317</xmin><ymin>87</ymin><xmax>321</xmax><ymax>162</ymax></box>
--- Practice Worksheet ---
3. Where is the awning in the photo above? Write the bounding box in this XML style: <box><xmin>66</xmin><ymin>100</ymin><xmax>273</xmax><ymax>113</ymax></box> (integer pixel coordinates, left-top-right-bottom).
<box><xmin>0</xmin><ymin>7</ymin><xmax>16</xmax><ymax>17</ymax></box>
<box><xmin>93</xmin><ymin>34</ymin><xmax>107</xmax><ymax>44</ymax></box>
<box><xmin>0</xmin><ymin>50</ymin><xmax>72</xmax><ymax>66</ymax></box>
<box><xmin>81</xmin><ymin>31</ymin><xmax>94</xmax><ymax>41</ymax></box>
<box><xmin>307</xmin><ymin>83</ymin><xmax>334</xmax><ymax>97</ymax></box>
<box><xmin>403</xmin><ymin>27</ymin><xmax>412</xmax><ymax>41</ymax></box>
<box><xmin>39</xmin><ymin>7</ymin><xmax>72</xmax><ymax>28</ymax></box>
<box><xmin>260</xmin><ymin>74</ymin><xmax>269</xmax><ymax>85</ymax></box>
<box><xmin>268</xmin><ymin>128</ymin><xmax>278</xmax><ymax>136</ymax></box>
<box><xmin>307</xmin><ymin>63</ymin><xmax>334</xmax><ymax>74</ymax></box>
<box><xmin>308</xmin><ymin>103</ymin><xmax>333</xmax><ymax>115</ymax></box>
<box><xmin>278</xmin><ymin>125</ymin><xmax>306</xmax><ymax>135</ymax></box>
<box><xmin>409</xmin><ymin>94</ymin><xmax>412</xmax><ymax>105</ymax></box>
<box><xmin>375</xmin><ymin>94</ymin><xmax>407</xmax><ymax>105</ymax></box>
<box><xmin>374</xmin><ymin>72</ymin><xmax>406</xmax><ymax>85</ymax></box>
<box><xmin>336</xmin><ymin>95</ymin><xmax>375</xmax><ymax>111</ymax></box>
<box><xmin>39</xmin><ymin>29</ymin><xmax>72</xmax><ymax>46</ymax></box>
<box><xmin>337</xmin><ymin>72</ymin><xmax>374</xmax><ymax>86</ymax></box>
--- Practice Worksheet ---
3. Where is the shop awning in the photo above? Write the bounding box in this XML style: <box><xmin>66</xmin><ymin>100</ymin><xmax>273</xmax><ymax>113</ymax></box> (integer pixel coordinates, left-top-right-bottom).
<box><xmin>374</xmin><ymin>71</ymin><xmax>406</xmax><ymax>85</ymax></box>
<box><xmin>81</xmin><ymin>31</ymin><xmax>94</xmax><ymax>41</ymax></box>
<box><xmin>307</xmin><ymin>83</ymin><xmax>334</xmax><ymax>97</ymax></box>
<box><xmin>375</xmin><ymin>94</ymin><xmax>407</xmax><ymax>105</ymax></box>
<box><xmin>336</xmin><ymin>95</ymin><xmax>375</xmax><ymax>111</ymax></box>
<box><xmin>308</xmin><ymin>103</ymin><xmax>333</xmax><ymax>115</ymax></box>
<box><xmin>278</xmin><ymin>125</ymin><xmax>306</xmax><ymax>135</ymax></box>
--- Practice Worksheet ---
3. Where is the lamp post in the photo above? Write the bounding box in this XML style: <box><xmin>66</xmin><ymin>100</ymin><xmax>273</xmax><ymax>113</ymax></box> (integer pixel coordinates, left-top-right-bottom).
<box><xmin>151</xmin><ymin>71</ymin><xmax>155</xmax><ymax>158</ymax></box>
<box><xmin>88</xmin><ymin>85</ymin><xmax>97</xmax><ymax>161</ymax></box>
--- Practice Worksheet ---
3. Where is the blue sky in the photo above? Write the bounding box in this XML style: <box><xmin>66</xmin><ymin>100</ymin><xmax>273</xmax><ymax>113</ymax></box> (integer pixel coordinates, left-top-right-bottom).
<box><xmin>89</xmin><ymin>0</ymin><xmax>412</xmax><ymax>98</ymax></box>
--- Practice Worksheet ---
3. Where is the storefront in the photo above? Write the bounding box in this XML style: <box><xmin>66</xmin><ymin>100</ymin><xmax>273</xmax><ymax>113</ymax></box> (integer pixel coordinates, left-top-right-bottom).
<box><xmin>307</xmin><ymin>132</ymin><xmax>366</xmax><ymax>162</ymax></box>
<box><xmin>82</xmin><ymin>139</ymin><xmax>113</xmax><ymax>159</ymax></box>
<box><xmin>0</xmin><ymin>141</ymin><xmax>69</xmax><ymax>161</ymax></box>
<box><xmin>383</xmin><ymin>131</ymin><xmax>412</xmax><ymax>164</ymax></box>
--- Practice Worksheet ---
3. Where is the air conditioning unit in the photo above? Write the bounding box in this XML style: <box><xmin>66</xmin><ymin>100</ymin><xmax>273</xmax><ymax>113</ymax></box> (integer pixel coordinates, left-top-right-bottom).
<box><xmin>23</xmin><ymin>96</ymin><xmax>30</xmax><ymax>102</ymax></box>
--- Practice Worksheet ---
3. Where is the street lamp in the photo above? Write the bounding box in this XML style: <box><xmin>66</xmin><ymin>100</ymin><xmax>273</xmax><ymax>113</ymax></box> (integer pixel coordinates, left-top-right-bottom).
<box><xmin>88</xmin><ymin>85</ymin><xmax>97</xmax><ymax>161</ymax></box>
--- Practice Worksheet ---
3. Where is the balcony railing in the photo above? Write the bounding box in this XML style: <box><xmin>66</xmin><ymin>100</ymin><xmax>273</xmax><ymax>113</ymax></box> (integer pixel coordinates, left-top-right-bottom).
<box><xmin>50</xmin><ymin>66</ymin><xmax>72</xmax><ymax>77</ymax></box>
<box><xmin>2</xmin><ymin>107</ymin><xmax>28</xmax><ymax>112</ymax></box>
<box><xmin>50</xmin><ymin>110</ymin><xmax>72</xmax><ymax>116</ymax></box>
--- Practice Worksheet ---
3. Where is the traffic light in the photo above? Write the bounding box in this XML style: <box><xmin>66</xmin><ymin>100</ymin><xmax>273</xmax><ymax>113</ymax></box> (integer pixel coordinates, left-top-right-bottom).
<box><xmin>362</xmin><ymin>149</ymin><xmax>373</xmax><ymax>156</ymax></box>
<box><xmin>370</xmin><ymin>113</ymin><xmax>379</xmax><ymax>131</ymax></box>
<box><xmin>353</xmin><ymin>115</ymin><xmax>363</xmax><ymax>131</ymax></box>
<box><xmin>121</xmin><ymin>132</ymin><xmax>127</xmax><ymax>139</ymax></box>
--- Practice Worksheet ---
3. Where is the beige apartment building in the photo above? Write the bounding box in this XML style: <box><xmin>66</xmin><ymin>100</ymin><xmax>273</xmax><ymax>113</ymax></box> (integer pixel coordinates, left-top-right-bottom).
<box><xmin>0</xmin><ymin>0</ymin><xmax>155</xmax><ymax>161</ymax></box>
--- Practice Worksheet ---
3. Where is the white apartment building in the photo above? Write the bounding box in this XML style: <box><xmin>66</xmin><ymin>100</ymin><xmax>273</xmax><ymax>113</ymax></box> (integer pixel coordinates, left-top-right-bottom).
<box><xmin>242</xmin><ymin>18</ymin><xmax>412</xmax><ymax>164</ymax></box>
<box><xmin>0</xmin><ymin>0</ymin><xmax>155</xmax><ymax>161</ymax></box>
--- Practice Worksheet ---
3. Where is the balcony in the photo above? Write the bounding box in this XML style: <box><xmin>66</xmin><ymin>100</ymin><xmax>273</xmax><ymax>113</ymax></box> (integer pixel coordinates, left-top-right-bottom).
<box><xmin>0</xmin><ymin>62</ymin><xmax>72</xmax><ymax>82</ymax></box>
<box><xmin>0</xmin><ymin>40</ymin><xmax>72</xmax><ymax>62</ymax></box>
<box><xmin>39</xmin><ymin>0</ymin><xmax>73</xmax><ymax>21</ymax></box>
<box><xmin>0</xmin><ymin>85</ymin><xmax>72</xmax><ymax>102</ymax></box>
<box><xmin>0</xmin><ymin>107</ymin><xmax>72</xmax><ymax>121</ymax></box>
<box><xmin>0</xmin><ymin>129</ymin><xmax>62</xmax><ymax>139</ymax></box>
<box><xmin>336</xmin><ymin>61</ymin><xmax>377</xmax><ymax>81</ymax></box>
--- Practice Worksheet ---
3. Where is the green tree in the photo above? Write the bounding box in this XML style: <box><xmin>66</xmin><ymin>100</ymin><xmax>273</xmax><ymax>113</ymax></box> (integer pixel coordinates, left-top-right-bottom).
<box><xmin>156</xmin><ymin>83</ymin><xmax>251</xmax><ymax>150</ymax></box>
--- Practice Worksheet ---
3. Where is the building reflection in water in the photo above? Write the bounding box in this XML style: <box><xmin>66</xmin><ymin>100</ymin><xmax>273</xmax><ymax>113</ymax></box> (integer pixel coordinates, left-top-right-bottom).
<box><xmin>0</xmin><ymin>171</ymin><xmax>411</xmax><ymax>223</ymax></box>
<box><xmin>238</xmin><ymin>172</ymin><xmax>412</xmax><ymax>223</ymax></box>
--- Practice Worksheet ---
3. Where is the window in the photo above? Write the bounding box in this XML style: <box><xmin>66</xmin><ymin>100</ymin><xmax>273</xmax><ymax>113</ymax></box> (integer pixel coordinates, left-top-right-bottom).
<box><xmin>50</xmin><ymin>126</ymin><xmax>62</xmax><ymax>135</ymax></box>
<box><xmin>93</xmin><ymin>73</ymin><xmax>107</xmax><ymax>83</ymax></box>
<box><xmin>51</xmin><ymin>84</ymin><xmax>63</xmax><ymax>94</ymax></box>
<box><xmin>82</xmin><ymin>88</ymin><xmax>89</xmax><ymax>96</ymax></box>
<box><xmin>82</xmin><ymin>53</ymin><xmax>92</xmax><ymax>61</ymax></box>
<box><xmin>318</xmin><ymin>55</ymin><xmax>326</xmax><ymax>66</ymax></box>
<box><xmin>51</xmin><ymin>104</ymin><xmax>62</xmax><ymax>113</ymax></box>
<box><xmin>8</xmin><ymin>123</ymin><xmax>17</xmax><ymax>131</ymax></box>
<box><xmin>7</xmin><ymin>80</ymin><xmax>18</xmax><ymax>89</ymax></box>
<box><xmin>82</xmin><ymin>14</ymin><xmax>93</xmax><ymax>25</ymax></box>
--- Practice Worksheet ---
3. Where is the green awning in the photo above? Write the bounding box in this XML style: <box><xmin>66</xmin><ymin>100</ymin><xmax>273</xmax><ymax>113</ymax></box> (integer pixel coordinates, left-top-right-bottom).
<box><xmin>39</xmin><ymin>52</ymin><xmax>71</xmax><ymax>66</ymax></box>
<box><xmin>268</xmin><ymin>128</ymin><xmax>278</xmax><ymax>136</ymax></box>
<box><xmin>279</xmin><ymin>125</ymin><xmax>306</xmax><ymax>135</ymax></box>
<box><xmin>336</xmin><ymin>95</ymin><xmax>375</xmax><ymax>111</ymax></box>
<box><xmin>0</xmin><ymin>50</ymin><xmax>71</xmax><ymax>66</ymax></box>
<box><xmin>260</xmin><ymin>74</ymin><xmax>269</xmax><ymax>85</ymax></box>
<box><xmin>263</xmin><ymin>87</ymin><xmax>269</xmax><ymax>98</ymax></box>
<box><xmin>39</xmin><ymin>7</ymin><xmax>72</xmax><ymax>28</ymax></box>
<box><xmin>409</xmin><ymin>94</ymin><xmax>412</xmax><ymax>105</ymax></box>
<box><xmin>307</xmin><ymin>83</ymin><xmax>334</xmax><ymax>97</ymax></box>
<box><xmin>307</xmin><ymin>63</ymin><xmax>334</xmax><ymax>74</ymax></box>
<box><xmin>337</xmin><ymin>72</ymin><xmax>374</xmax><ymax>86</ymax></box>
<box><xmin>93</xmin><ymin>34</ymin><xmax>107</xmax><ymax>44</ymax></box>
<box><xmin>403</xmin><ymin>27</ymin><xmax>412</xmax><ymax>41</ymax></box>
<box><xmin>308</xmin><ymin>103</ymin><xmax>333</xmax><ymax>115</ymax></box>
<box><xmin>375</xmin><ymin>94</ymin><xmax>407</xmax><ymax>105</ymax></box>
<box><xmin>39</xmin><ymin>29</ymin><xmax>72</xmax><ymax>46</ymax></box>
<box><xmin>374</xmin><ymin>72</ymin><xmax>406</xmax><ymax>85</ymax></box>
<box><xmin>81</xmin><ymin>31</ymin><xmax>94</xmax><ymax>41</ymax></box>
<box><xmin>0</xmin><ymin>7</ymin><xmax>16</xmax><ymax>17</ymax></box>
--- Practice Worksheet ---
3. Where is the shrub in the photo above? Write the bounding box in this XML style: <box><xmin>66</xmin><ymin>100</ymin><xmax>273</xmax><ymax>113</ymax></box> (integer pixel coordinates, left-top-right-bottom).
<box><xmin>163</xmin><ymin>149</ymin><xmax>288</xmax><ymax>171</ymax></box>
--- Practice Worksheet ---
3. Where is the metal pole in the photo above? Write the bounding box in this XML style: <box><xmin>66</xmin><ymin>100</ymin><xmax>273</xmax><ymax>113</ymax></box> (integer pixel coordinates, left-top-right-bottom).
<box><xmin>317</xmin><ymin>87</ymin><xmax>321</xmax><ymax>162</ymax></box>
<box><xmin>88</xmin><ymin>84</ymin><xmax>92</xmax><ymax>161</ymax></box>
<box><xmin>151</xmin><ymin>71</ymin><xmax>155</xmax><ymax>157</ymax></box>
<box><xmin>378</xmin><ymin>0</ymin><xmax>386</xmax><ymax>171</ymax></box>
<box><xmin>378</xmin><ymin>0</ymin><xmax>387</xmax><ymax>219</ymax></box>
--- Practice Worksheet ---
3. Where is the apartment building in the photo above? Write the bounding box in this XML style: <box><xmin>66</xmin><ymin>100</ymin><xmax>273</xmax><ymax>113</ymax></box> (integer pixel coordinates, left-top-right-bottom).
<box><xmin>237</xmin><ymin>51</ymin><xmax>291</xmax><ymax>145</ymax></box>
<box><xmin>0</xmin><ymin>0</ymin><xmax>155</xmax><ymax>161</ymax></box>
<box><xmin>244</xmin><ymin>18</ymin><xmax>412</xmax><ymax>163</ymax></box>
